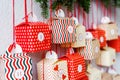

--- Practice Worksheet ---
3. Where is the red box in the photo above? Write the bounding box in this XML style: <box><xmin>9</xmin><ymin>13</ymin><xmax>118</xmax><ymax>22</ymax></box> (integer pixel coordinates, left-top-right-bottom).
<box><xmin>87</xmin><ymin>29</ymin><xmax>106</xmax><ymax>48</ymax></box>
<box><xmin>107</xmin><ymin>36</ymin><xmax>120</xmax><ymax>52</ymax></box>
<box><xmin>15</xmin><ymin>22</ymin><xmax>51</xmax><ymax>53</ymax></box>
<box><xmin>61</xmin><ymin>52</ymin><xmax>86</xmax><ymax>80</ymax></box>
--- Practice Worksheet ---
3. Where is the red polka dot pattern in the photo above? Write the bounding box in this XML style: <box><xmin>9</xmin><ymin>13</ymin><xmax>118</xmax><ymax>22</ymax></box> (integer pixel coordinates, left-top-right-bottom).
<box><xmin>15</xmin><ymin>22</ymin><xmax>51</xmax><ymax>53</ymax></box>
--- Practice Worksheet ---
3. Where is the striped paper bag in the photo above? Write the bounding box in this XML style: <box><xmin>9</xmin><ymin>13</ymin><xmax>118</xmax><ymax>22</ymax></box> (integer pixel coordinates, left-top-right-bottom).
<box><xmin>0</xmin><ymin>44</ymin><xmax>33</xmax><ymax>80</ymax></box>
<box><xmin>79</xmin><ymin>39</ymin><xmax>100</xmax><ymax>60</ymax></box>
<box><xmin>61</xmin><ymin>48</ymin><xmax>87</xmax><ymax>80</ymax></box>
<box><xmin>98</xmin><ymin>22</ymin><xmax>118</xmax><ymax>40</ymax></box>
<box><xmin>15</xmin><ymin>22</ymin><xmax>51</xmax><ymax>53</ymax></box>
<box><xmin>96</xmin><ymin>47</ymin><xmax>116</xmax><ymax>67</ymax></box>
<box><xmin>37</xmin><ymin>51</ymin><xmax>68</xmax><ymax>80</ymax></box>
<box><xmin>61</xmin><ymin>24</ymin><xmax>86</xmax><ymax>48</ymax></box>
<box><xmin>51</xmin><ymin>18</ymin><xmax>76</xmax><ymax>44</ymax></box>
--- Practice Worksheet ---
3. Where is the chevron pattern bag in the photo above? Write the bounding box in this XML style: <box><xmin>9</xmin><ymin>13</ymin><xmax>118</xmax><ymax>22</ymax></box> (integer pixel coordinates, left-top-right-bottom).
<box><xmin>0</xmin><ymin>44</ymin><xmax>33</xmax><ymax>80</ymax></box>
<box><xmin>51</xmin><ymin>18</ymin><xmax>76</xmax><ymax>44</ymax></box>
<box><xmin>80</xmin><ymin>39</ymin><xmax>100</xmax><ymax>60</ymax></box>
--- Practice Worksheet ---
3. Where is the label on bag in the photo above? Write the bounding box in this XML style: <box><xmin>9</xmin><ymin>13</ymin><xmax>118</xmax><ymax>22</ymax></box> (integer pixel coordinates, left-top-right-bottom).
<box><xmin>78</xmin><ymin>65</ymin><xmax>82</xmax><ymax>72</ymax></box>
<box><xmin>78</xmin><ymin>33</ymin><xmax>83</xmax><ymax>41</ymax></box>
<box><xmin>95</xmin><ymin>46</ymin><xmax>99</xmax><ymax>53</ymax></box>
<box><xmin>38</xmin><ymin>32</ymin><xmax>44</xmax><ymax>41</ymax></box>
<box><xmin>111</xmin><ymin>29</ymin><xmax>115</xmax><ymax>35</ymax></box>
<box><xmin>67</xmin><ymin>26</ymin><xmax>73</xmax><ymax>33</ymax></box>
<box><xmin>14</xmin><ymin>69</ymin><xmax>24</xmax><ymax>79</ymax></box>
<box><xmin>100</xmin><ymin>36</ymin><xmax>104</xmax><ymax>43</ymax></box>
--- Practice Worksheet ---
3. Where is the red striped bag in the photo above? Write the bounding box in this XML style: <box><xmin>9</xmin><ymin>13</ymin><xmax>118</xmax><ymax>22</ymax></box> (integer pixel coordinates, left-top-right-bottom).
<box><xmin>0</xmin><ymin>44</ymin><xmax>33</xmax><ymax>80</ymax></box>
<box><xmin>61</xmin><ymin>48</ymin><xmax>87</xmax><ymax>80</ymax></box>
<box><xmin>79</xmin><ymin>39</ymin><xmax>100</xmax><ymax>60</ymax></box>
<box><xmin>15</xmin><ymin>22</ymin><xmax>51</xmax><ymax>53</ymax></box>
<box><xmin>51</xmin><ymin>18</ymin><xmax>76</xmax><ymax>44</ymax></box>
<box><xmin>37</xmin><ymin>51</ymin><xmax>69</xmax><ymax>80</ymax></box>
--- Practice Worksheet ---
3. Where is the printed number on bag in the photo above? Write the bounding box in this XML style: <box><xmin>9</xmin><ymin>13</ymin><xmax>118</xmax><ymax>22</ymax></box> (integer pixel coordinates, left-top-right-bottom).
<box><xmin>111</xmin><ymin>29</ymin><xmax>115</xmax><ymax>35</ymax></box>
<box><xmin>78</xmin><ymin>33</ymin><xmax>83</xmax><ymax>41</ymax></box>
<box><xmin>14</xmin><ymin>69</ymin><xmax>24</xmax><ymax>79</ymax></box>
<box><xmin>38</xmin><ymin>32</ymin><xmax>44</xmax><ymax>41</ymax></box>
<box><xmin>67</xmin><ymin>26</ymin><xmax>73</xmax><ymax>33</ymax></box>
<box><xmin>78</xmin><ymin>65</ymin><xmax>82</xmax><ymax>72</ymax></box>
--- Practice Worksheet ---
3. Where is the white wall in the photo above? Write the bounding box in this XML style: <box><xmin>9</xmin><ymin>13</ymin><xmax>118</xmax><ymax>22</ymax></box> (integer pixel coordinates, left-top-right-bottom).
<box><xmin>0</xmin><ymin>0</ymin><xmax>120</xmax><ymax>80</ymax></box>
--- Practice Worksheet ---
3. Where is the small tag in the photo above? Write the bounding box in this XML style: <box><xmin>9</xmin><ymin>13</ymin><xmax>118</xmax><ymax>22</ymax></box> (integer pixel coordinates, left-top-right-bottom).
<box><xmin>14</xmin><ymin>69</ymin><xmax>24</xmax><ymax>79</ymax></box>
<box><xmin>78</xmin><ymin>33</ymin><xmax>83</xmax><ymax>41</ymax></box>
<box><xmin>95</xmin><ymin>46</ymin><xmax>99</xmax><ymax>53</ymax></box>
<box><xmin>67</xmin><ymin>26</ymin><xmax>73</xmax><ymax>33</ymax></box>
<box><xmin>78</xmin><ymin>65</ymin><xmax>82</xmax><ymax>72</ymax></box>
<box><xmin>111</xmin><ymin>29</ymin><xmax>115</xmax><ymax>35</ymax></box>
<box><xmin>100</xmin><ymin>36</ymin><xmax>104</xmax><ymax>43</ymax></box>
<box><xmin>38</xmin><ymin>32</ymin><xmax>44</xmax><ymax>41</ymax></box>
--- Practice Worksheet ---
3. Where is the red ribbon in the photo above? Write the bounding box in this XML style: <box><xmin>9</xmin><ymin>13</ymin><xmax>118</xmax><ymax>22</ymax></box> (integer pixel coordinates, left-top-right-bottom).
<box><xmin>24</xmin><ymin>0</ymin><xmax>28</xmax><ymax>23</ymax></box>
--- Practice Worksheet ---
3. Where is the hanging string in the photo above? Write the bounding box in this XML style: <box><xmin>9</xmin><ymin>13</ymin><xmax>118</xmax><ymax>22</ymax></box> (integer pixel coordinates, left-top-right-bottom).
<box><xmin>74</xmin><ymin>3</ymin><xmax>76</xmax><ymax>17</ymax></box>
<box><xmin>114</xmin><ymin>6</ymin><xmax>116</xmax><ymax>21</ymax></box>
<box><xmin>31</xmin><ymin>0</ymin><xmax>33</xmax><ymax>16</ymax></box>
<box><xmin>24</xmin><ymin>0</ymin><xmax>28</xmax><ymax>23</ymax></box>
<box><xmin>78</xmin><ymin>6</ymin><xmax>80</xmax><ymax>22</ymax></box>
<box><xmin>96</xmin><ymin>0</ymin><xmax>98</xmax><ymax>24</ymax></box>
<box><xmin>12</xmin><ymin>0</ymin><xmax>15</xmax><ymax>44</ymax></box>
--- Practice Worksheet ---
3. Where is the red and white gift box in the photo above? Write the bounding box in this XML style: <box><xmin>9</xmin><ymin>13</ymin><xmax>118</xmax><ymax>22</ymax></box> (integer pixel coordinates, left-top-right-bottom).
<box><xmin>107</xmin><ymin>36</ymin><xmax>120</xmax><ymax>52</ymax></box>
<box><xmin>15</xmin><ymin>22</ymin><xmax>51</xmax><ymax>53</ymax></box>
<box><xmin>0</xmin><ymin>44</ymin><xmax>33</xmax><ymax>80</ymax></box>
<box><xmin>87</xmin><ymin>29</ymin><xmax>106</xmax><ymax>48</ymax></box>
<box><xmin>51</xmin><ymin>18</ymin><xmax>76</xmax><ymax>44</ymax></box>
<box><xmin>61</xmin><ymin>48</ymin><xmax>86</xmax><ymax>80</ymax></box>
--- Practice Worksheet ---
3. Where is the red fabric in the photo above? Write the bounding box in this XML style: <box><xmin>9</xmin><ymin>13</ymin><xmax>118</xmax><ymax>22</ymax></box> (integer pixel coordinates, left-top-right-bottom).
<box><xmin>107</xmin><ymin>36</ymin><xmax>120</xmax><ymax>52</ymax></box>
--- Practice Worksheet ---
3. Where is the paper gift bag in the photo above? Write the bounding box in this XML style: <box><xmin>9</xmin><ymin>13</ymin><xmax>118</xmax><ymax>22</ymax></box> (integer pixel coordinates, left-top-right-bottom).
<box><xmin>87</xmin><ymin>65</ymin><xmax>101</xmax><ymax>80</ymax></box>
<box><xmin>113</xmin><ymin>75</ymin><xmax>120</xmax><ymax>80</ymax></box>
<box><xmin>37</xmin><ymin>51</ymin><xmax>68</xmax><ymax>80</ymax></box>
<box><xmin>79</xmin><ymin>39</ymin><xmax>100</xmax><ymax>60</ymax></box>
<box><xmin>51</xmin><ymin>18</ymin><xmax>76</xmax><ymax>44</ymax></box>
<box><xmin>98</xmin><ymin>22</ymin><xmax>118</xmax><ymax>40</ymax></box>
<box><xmin>96</xmin><ymin>47</ymin><xmax>116</xmax><ymax>67</ymax></box>
<box><xmin>61</xmin><ymin>48</ymin><xmax>86</xmax><ymax>80</ymax></box>
<box><xmin>107</xmin><ymin>36</ymin><xmax>120</xmax><ymax>52</ymax></box>
<box><xmin>61</xmin><ymin>24</ymin><xmax>86</xmax><ymax>48</ymax></box>
<box><xmin>15</xmin><ymin>22</ymin><xmax>51</xmax><ymax>53</ymax></box>
<box><xmin>102</xmin><ymin>72</ymin><xmax>113</xmax><ymax>80</ymax></box>
<box><xmin>0</xmin><ymin>44</ymin><xmax>33</xmax><ymax>80</ymax></box>
<box><xmin>87</xmin><ymin>29</ymin><xmax>106</xmax><ymax>48</ymax></box>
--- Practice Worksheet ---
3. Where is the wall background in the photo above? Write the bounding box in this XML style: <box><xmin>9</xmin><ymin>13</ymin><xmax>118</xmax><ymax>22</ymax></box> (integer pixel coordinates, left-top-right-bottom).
<box><xmin>0</xmin><ymin>0</ymin><xmax>120</xmax><ymax>80</ymax></box>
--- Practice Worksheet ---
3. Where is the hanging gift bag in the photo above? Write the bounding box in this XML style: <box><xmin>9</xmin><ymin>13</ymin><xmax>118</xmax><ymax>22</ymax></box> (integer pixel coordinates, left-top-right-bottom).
<box><xmin>0</xmin><ymin>44</ymin><xmax>33</xmax><ymax>80</ymax></box>
<box><xmin>96</xmin><ymin>47</ymin><xmax>116</xmax><ymax>67</ymax></box>
<box><xmin>87</xmin><ymin>29</ymin><xmax>106</xmax><ymax>48</ymax></box>
<box><xmin>107</xmin><ymin>36</ymin><xmax>120</xmax><ymax>52</ymax></box>
<box><xmin>50</xmin><ymin>9</ymin><xmax>76</xmax><ymax>44</ymax></box>
<box><xmin>79</xmin><ymin>32</ymin><xmax>100</xmax><ymax>60</ymax></box>
<box><xmin>15</xmin><ymin>0</ymin><xmax>51</xmax><ymax>53</ymax></box>
<box><xmin>61</xmin><ymin>48</ymin><xmax>87</xmax><ymax>80</ymax></box>
<box><xmin>61</xmin><ymin>24</ymin><xmax>86</xmax><ymax>48</ymax></box>
<box><xmin>98</xmin><ymin>17</ymin><xmax>118</xmax><ymax>40</ymax></box>
<box><xmin>37</xmin><ymin>51</ymin><xmax>69</xmax><ymax>80</ymax></box>
<box><xmin>87</xmin><ymin>65</ymin><xmax>101</xmax><ymax>80</ymax></box>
